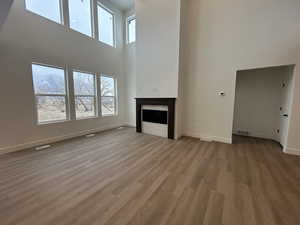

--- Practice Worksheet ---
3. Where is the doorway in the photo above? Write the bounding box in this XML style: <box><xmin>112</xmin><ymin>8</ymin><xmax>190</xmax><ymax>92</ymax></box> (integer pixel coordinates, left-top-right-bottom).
<box><xmin>232</xmin><ymin>65</ymin><xmax>295</xmax><ymax>149</ymax></box>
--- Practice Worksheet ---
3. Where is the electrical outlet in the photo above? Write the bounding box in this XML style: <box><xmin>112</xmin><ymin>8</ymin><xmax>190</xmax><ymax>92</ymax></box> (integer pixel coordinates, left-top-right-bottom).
<box><xmin>218</xmin><ymin>91</ymin><xmax>225</xmax><ymax>96</ymax></box>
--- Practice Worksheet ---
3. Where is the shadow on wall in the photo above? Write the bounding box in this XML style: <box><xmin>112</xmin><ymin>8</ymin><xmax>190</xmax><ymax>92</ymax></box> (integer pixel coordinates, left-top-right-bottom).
<box><xmin>0</xmin><ymin>0</ymin><xmax>14</xmax><ymax>29</ymax></box>
<box><xmin>232</xmin><ymin>64</ymin><xmax>295</xmax><ymax>148</ymax></box>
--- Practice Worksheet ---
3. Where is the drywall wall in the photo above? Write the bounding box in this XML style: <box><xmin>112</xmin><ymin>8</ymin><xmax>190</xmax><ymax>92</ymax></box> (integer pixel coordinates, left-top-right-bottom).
<box><xmin>233</xmin><ymin>66</ymin><xmax>292</xmax><ymax>141</ymax></box>
<box><xmin>286</xmin><ymin>66</ymin><xmax>300</xmax><ymax>155</ymax></box>
<box><xmin>0</xmin><ymin>0</ymin><xmax>126</xmax><ymax>154</ymax></box>
<box><xmin>135</xmin><ymin>0</ymin><xmax>181</xmax><ymax>98</ymax></box>
<box><xmin>0</xmin><ymin>0</ymin><xmax>14</xmax><ymax>29</ymax></box>
<box><xmin>124</xmin><ymin>9</ymin><xmax>136</xmax><ymax>127</ymax></box>
<box><xmin>133</xmin><ymin>0</ymin><xmax>183</xmax><ymax>138</ymax></box>
<box><xmin>278</xmin><ymin>66</ymin><xmax>295</xmax><ymax>147</ymax></box>
<box><xmin>174</xmin><ymin>0</ymin><xmax>187</xmax><ymax>139</ymax></box>
<box><xmin>182</xmin><ymin>0</ymin><xmax>300</xmax><ymax>151</ymax></box>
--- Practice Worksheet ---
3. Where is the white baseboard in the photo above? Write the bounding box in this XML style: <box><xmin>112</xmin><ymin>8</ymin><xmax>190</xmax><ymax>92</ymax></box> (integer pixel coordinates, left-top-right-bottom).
<box><xmin>284</xmin><ymin>147</ymin><xmax>300</xmax><ymax>156</ymax></box>
<box><xmin>0</xmin><ymin>124</ymin><xmax>124</xmax><ymax>155</ymax></box>
<box><xmin>183</xmin><ymin>132</ymin><xmax>207</xmax><ymax>140</ymax></box>
<box><xmin>232</xmin><ymin>131</ymin><xmax>276</xmax><ymax>141</ymax></box>
<box><xmin>175</xmin><ymin>135</ymin><xmax>182</xmax><ymax>140</ymax></box>
<box><xmin>123</xmin><ymin>122</ymin><xmax>136</xmax><ymax>128</ymax></box>
<box><xmin>212</xmin><ymin>136</ymin><xmax>232</xmax><ymax>144</ymax></box>
<box><xmin>183</xmin><ymin>132</ymin><xmax>232</xmax><ymax>144</ymax></box>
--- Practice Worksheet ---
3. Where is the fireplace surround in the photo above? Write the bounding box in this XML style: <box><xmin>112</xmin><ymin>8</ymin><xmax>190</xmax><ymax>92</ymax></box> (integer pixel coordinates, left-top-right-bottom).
<box><xmin>135</xmin><ymin>98</ymin><xmax>176</xmax><ymax>139</ymax></box>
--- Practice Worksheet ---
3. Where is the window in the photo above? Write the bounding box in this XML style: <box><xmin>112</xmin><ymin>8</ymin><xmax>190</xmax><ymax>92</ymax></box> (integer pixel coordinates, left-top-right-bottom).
<box><xmin>31</xmin><ymin>64</ymin><xmax>68</xmax><ymax>123</ymax></box>
<box><xmin>127</xmin><ymin>16</ymin><xmax>136</xmax><ymax>44</ymax></box>
<box><xmin>25</xmin><ymin>0</ymin><xmax>63</xmax><ymax>24</ymax></box>
<box><xmin>101</xmin><ymin>76</ymin><xmax>116</xmax><ymax>116</ymax></box>
<box><xmin>98</xmin><ymin>5</ymin><xmax>115</xmax><ymax>47</ymax></box>
<box><xmin>68</xmin><ymin>0</ymin><xmax>93</xmax><ymax>37</ymax></box>
<box><xmin>73</xmin><ymin>71</ymin><xmax>97</xmax><ymax>119</ymax></box>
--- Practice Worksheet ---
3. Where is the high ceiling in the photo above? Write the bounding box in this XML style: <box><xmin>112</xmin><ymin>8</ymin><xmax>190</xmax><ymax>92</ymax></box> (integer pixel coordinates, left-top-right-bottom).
<box><xmin>109</xmin><ymin>0</ymin><xmax>134</xmax><ymax>11</ymax></box>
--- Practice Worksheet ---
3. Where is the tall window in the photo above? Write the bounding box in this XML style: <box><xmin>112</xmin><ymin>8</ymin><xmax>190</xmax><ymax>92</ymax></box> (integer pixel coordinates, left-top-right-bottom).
<box><xmin>73</xmin><ymin>71</ymin><xmax>97</xmax><ymax>119</ymax></box>
<box><xmin>25</xmin><ymin>0</ymin><xmax>63</xmax><ymax>24</ymax></box>
<box><xmin>69</xmin><ymin>0</ymin><xmax>93</xmax><ymax>37</ymax></box>
<box><xmin>98</xmin><ymin>5</ymin><xmax>115</xmax><ymax>47</ymax></box>
<box><xmin>101</xmin><ymin>76</ymin><xmax>116</xmax><ymax>116</ymax></box>
<box><xmin>31</xmin><ymin>64</ymin><xmax>68</xmax><ymax>123</ymax></box>
<box><xmin>127</xmin><ymin>16</ymin><xmax>136</xmax><ymax>44</ymax></box>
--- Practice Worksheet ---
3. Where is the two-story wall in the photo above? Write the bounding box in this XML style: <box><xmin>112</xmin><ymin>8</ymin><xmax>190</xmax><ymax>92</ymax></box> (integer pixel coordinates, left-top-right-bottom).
<box><xmin>0</xmin><ymin>0</ymin><xmax>126</xmax><ymax>154</ymax></box>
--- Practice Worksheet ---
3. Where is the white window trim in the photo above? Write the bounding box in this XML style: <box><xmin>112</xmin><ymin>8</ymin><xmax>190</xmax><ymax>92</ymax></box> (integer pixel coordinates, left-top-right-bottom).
<box><xmin>73</xmin><ymin>70</ymin><xmax>98</xmax><ymax>120</ymax></box>
<box><xmin>31</xmin><ymin>62</ymin><xmax>70</xmax><ymax>125</ymax></box>
<box><xmin>68</xmin><ymin>0</ymin><xmax>95</xmax><ymax>38</ymax></box>
<box><xmin>24</xmin><ymin>0</ymin><xmax>120</xmax><ymax>46</ymax></box>
<box><xmin>100</xmin><ymin>74</ymin><xmax>118</xmax><ymax>117</ymax></box>
<box><xmin>97</xmin><ymin>2</ymin><xmax>116</xmax><ymax>48</ymax></box>
<box><xmin>126</xmin><ymin>15</ymin><xmax>136</xmax><ymax>44</ymax></box>
<box><xmin>31</xmin><ymin>62</ymin><xmax>119</xmax><ymax>124</ymax></box>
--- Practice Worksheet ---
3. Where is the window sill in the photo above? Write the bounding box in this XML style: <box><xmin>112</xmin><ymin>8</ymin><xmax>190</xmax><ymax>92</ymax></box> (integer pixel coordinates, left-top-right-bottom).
<box><xmin>25</xmin><ymin>9</ymin><xmax>63</xmax><ymax>26</ymax></box>
<box><xmin>102</xmin><ymin>114</ymin><xmax>117</xmax><ymax>117</ymax></box>
<box><xmin>127</xmin><ymin>42</ymin><xmax>136</xmax><ymax>46</ymax></box>
<box><xmin>76</xmin><ymin>116</ymin><xmax>98</xmax><ymax>121</ymax></box>
<box><xmin>36</xmin><ymin>114</ymin><xmax>118</xmax><ymax>125</ymax></box>
<box><xmin>37</xmin><ymin>119</ymin><xmax>70</xmax><ymax>126</ymax></box>
<box><xmin>98</xmin><ymin>40</ymin><xmax>116</xmax><ymax>48</ymax></box>
<box><xmin>69</xmin><ymin>28</ymin><xmax>94</xmax><ymax>40</ymax></box>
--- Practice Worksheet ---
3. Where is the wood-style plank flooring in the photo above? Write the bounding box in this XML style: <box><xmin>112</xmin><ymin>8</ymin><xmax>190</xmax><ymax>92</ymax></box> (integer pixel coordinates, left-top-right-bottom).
<box><xmin>1</xmin><ymin>127</ymin><xmax>300</xmax><ymax>225</ymax></box>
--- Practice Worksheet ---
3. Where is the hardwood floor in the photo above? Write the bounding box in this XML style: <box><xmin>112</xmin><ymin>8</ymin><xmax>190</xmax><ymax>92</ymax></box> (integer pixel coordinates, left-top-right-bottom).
<box><xmin>1</xmin><ymin>127</ymin><xmax>300</xmax><ymax>225</ymax></box>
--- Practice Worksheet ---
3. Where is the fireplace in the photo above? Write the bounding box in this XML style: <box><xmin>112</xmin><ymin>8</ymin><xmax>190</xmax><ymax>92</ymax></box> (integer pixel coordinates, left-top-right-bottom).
<box><xmin>136</xmin><ymin>98</ymin><xmax>176</xmax><ymax>139</ymax></box>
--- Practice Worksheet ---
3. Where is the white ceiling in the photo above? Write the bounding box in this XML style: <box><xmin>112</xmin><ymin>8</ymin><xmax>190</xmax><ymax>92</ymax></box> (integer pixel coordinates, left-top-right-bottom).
<box><xmin>109</xmin><ymin>0</ymin><xmax>134</xmax><ymax>11</ymax></box>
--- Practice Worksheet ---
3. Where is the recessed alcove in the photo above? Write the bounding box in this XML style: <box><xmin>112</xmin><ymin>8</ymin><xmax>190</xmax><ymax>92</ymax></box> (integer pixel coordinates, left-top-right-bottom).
<box><xmin>233</xmin><ymin>65</ymin><xmax>295</xmax><ymax>149</ymax></box>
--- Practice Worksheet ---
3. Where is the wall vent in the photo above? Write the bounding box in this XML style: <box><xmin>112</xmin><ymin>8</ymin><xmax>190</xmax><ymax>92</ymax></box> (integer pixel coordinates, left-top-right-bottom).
<box><xmin>237</xmin><ymin>130</ymin><xmax>250</xmax><ymax>136</ymax></box>
<box><xmin>35</xmin><ymin>145</ymin><xmax>51</xmax><ymax>151</ymax></box>
<box><xmin>85</xmin><ymin>134</ymin><xmax>96</xmax><ymax>138</ymax></box>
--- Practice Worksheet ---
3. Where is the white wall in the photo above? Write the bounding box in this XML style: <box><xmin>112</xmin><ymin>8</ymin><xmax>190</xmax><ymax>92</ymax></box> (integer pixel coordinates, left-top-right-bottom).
<box><xmin>279</xmin><ymin>66</ymin><xmax>295</xmax><ymax>148</ymax></box>
<box><xmin>135</xmin><ymin>0</ymin><xmax>181</xmax><ymax>98</ymax></box>
<box><xmin>182</xmin><ymin>0</ymin><xmax>300</xmax><ymax>151</ymax></box>
<box><xmin>124</xmin><ymin>9</ymin><xmax>136</xmax><ymax>127</ymax></box>
<box><xmin>175</xmin><ymin>0</ymin><xmax>187</xmax><ymax>139</ymax></box>
<box><xmin>0</xmin><ymin>0</ymin><xmax>14</xmax><ymax>29</ymax></box>
<box><xmin>286</xmin><ymin>68</ymin><xmax>300</xmax><ymax>155</ymax></box>
<box><xmin>0</xmin><ymin>0</ymin><xmax>126</xmax><ymax>154</ymax></box>
<box><xmin>233</xmin><ymin>66</ymin><xmax>293</xmax><ymax>141</ymax></box>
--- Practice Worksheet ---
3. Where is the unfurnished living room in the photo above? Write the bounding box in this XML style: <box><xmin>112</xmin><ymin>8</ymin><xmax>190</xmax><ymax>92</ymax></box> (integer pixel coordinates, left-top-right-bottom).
<box><xmin>1</xmin><ymin>0</ymin><xmax>300</xmax><ymax>225</ymax></box>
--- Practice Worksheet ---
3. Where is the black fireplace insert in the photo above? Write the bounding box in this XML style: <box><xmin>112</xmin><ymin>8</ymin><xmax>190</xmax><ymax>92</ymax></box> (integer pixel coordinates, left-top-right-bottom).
<box><xmin>135</xmin><ymin>98</ymin><xmax>176</xmax><ymax>139</ymax></box>
<box><xmin>142</xmin><ymin>109</ymin><xmax>168</xmax><ymax>124</ymax></box>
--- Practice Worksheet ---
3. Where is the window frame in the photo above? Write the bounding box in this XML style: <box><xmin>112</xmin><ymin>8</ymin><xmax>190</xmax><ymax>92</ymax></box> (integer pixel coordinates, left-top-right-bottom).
<box><xmin>100</xmin><ymin>74</ymin><xmax>117</xmax><ymax>117</ymax></box>
<box><xmin>68</xmin><ymin>0</ymin><xmax>95</xmax><ymax>38</ymax></box>
<box><xmin>73</xmin><ymin>70</ymin><xmax>98</xmax><ymax>120</ymax></box>
<box><xmin>97</xmin><ymin>3</ymin><xmax>116</xmax><ymax>48</ymax></box>
<box><xmin>24</xmin><ymin>0</ymin><xmax>122</xmax><ymax>46</ymax></box>
<box><xmin>31</xmin><ymin>62</ymin><xmax>70</xmax><ymax>125</ymax></box>
<box><xmin>24</xmin><ymin>0</ymin><xmax>64</xmax><ymax>25</ymax></box>
<box><xmin>127</xmin><ymin>15</ymin><xmax>136</xmax><ymax>44</ymax></box>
